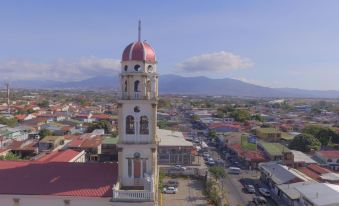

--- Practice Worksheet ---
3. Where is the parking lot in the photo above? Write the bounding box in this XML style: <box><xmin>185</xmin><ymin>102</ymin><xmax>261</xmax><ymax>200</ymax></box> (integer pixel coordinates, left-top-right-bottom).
<box><xmin>162</xmin><ymin>177</ymin><xmax>211</xmax><ymax>206</ymax></box>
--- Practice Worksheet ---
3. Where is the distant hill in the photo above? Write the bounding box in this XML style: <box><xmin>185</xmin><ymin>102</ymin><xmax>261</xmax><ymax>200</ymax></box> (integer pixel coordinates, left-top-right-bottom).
<box><xmin>8</xmin><ymin>74</ymin><xmax>339</xmax><ymax>98</ymax></box>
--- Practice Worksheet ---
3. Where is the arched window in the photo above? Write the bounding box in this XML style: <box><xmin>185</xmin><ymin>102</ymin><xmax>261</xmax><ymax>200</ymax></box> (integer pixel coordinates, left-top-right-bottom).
<box><xmin>328</xmin><ymin>159</ymin><xmax>333</xmax><ymax>162</ymax></box>
<box><xmin>128</xmin><ymin>159</ymin><xmax>132</xmax><ymax>177</ymax></box>
<box><xmin>126</xmin><ymin>115</ymin><xmax>135</xmax><ymax>134</ymax></box>
<box><xmin>124</xmin><ymin>80</ymin><xmax>128</xmax><ymax>92</ymax></box>
<box><xmin>124</xmin><ymin>65</ymin><xmax>128</xmax><ymax>71</ymax></box>
<box><xmin>134</xmin><ymin>80</ymin><xmax>140</xmax><ymax>92</ymax></box>
<box><xmin>134</xmin><ymin>64</ymin><xmax>140</xmax><ymax>71</ymax></box>
<box><xmin>140</xmin><ymin>116</ymin><xmax>149</xmax><ymax>134</ymax></box>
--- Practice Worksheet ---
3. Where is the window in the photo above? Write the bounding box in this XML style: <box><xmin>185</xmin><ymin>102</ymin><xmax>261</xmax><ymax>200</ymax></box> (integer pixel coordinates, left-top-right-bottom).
<box><xmin>337</xmin><ymin>159</ymin><xmax>339</xmax><ymax>163</ymax></box>
<box><xmin>134</xmin><ymin>64</ymin><xmax>140</xmax><ymax>71</ymax></box>
<box><xmin>128</xmin><ymin>159</ymin><xmax>132</xmax><ymax>177</ymax></box>
<box><xmin>134</xmin><ymin>80</ymin><xmax>140</xmax><ymax>92</ymax></box>
<box><xmin>147</xmin><ymin>65</ymin><xmax>153</xmax><ymax>72</ymax></box>
<box><xmin>134</xmin><ymin>106</ymin><xmax>140</xmax><ymax>113</ymax></box>
<box><xmin>126</xmin><ymin>115</ymin><xmax>135</xmax><ymax>134</ymax></box>
<box><xmin>328</xmin><ymin>159</ymin><xmax>333</xmax><ymax>162</ymax></box>
<box><xmin>124</xmin><ymin>65</ymin><xmax>128</xmax><ymax>71</ymax></box>
<box><xmin>140</xmin><ymin>116</ymin><xmax>149</xmax><ymax>134</ymax></box>
<box><xmin>124</xmin><ymin>80</ymin><xmax>127</xmax><ymax>92</ymax></box>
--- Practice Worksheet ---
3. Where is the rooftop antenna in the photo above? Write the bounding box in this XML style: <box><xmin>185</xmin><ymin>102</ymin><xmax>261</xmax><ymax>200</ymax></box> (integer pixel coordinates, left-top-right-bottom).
<box><xmin>138</xmin><ymin>20</ymin><xmax>141</xmax><ymax>42</ymax></box>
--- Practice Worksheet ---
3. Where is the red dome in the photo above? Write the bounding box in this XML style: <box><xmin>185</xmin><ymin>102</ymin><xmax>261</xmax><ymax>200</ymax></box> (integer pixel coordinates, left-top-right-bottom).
<box><xmin>122</xmin><ymin>41</ymin><xmax>156</xmax><ymax>63</ymax></box>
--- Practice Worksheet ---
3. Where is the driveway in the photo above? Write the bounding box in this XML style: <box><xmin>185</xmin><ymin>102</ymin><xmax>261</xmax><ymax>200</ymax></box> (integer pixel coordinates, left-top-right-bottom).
<box><xmin>162</xmin><ymin>178</ymin><xmax>210</xmax><ymax>206</ymax></box>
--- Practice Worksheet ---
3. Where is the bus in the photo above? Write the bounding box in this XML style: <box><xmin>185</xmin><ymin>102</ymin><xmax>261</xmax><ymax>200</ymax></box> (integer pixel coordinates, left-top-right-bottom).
<box><xmin>228</xmin><ymin>167</ymin><xmax>241</xmax><ymax>174</ymax></box>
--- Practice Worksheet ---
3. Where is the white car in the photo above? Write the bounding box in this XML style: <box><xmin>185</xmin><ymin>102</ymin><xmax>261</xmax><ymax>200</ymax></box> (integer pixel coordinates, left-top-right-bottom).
<box><xmin>259</xmin><ymin>187</ymin><xmax>271</xmax><ymax>197</ymax></box>
<box><xmin>163</xmin><ymin>186</ymin><xmax>177</xmax><ymax>194</ymax></box>
<box><xmin>173</xmin><ymin>165</ymin><xmax>186</xmax><ymax>171</ymax></box>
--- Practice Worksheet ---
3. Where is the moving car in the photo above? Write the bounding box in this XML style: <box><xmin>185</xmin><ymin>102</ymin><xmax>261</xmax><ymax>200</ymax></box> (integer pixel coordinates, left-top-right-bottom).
<box><xmin>245</xmin><ymin>184</ymin><xmax>256</xmax><ymax>193</ymax></box>
<box><xmin>228</xmin><ymin>167</ymin><xmax>241</xmax><ymax>174</ymax></box>
<box><xmin>253</xmin><ymin>196</ymin><xmax>267</xmax><ymax>205</ymax></box>
<box><xmin>163</xmin><ymin>186</ymin><xmax>177</xmax><ymax>194</ymax></box>
<box><xmin>258</xmin><ymin>187</ymin><xmax>271</xmax><ymax>197</ymax></box>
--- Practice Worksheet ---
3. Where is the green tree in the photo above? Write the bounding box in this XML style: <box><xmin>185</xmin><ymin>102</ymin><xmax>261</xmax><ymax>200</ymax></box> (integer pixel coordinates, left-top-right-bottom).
<box><xmin>37</xmin><ymin>100</ymin><xmax>49</xmax><ymax>108</ymax></box>
<box><xmin>288</xmin><ymin>134</ymin><xmax>321</xmax><ymax>152</ymax></box>
<box><xmin>208</xmin><ymin>130</ymin><xmax>217</xmax><ymax>139</ymax></box>
<box><xmin>0</xmin><ymin>117</ymin><xmax>17</xmax><ymax>127</ymax></box>
<box><xmin>158</xmin><ymin>98</ymin><xmax>171</xmax><ymax>108</ymax></box>
<box><xmin>0</xmin><ymin>152</ymin><xmax>21</xmax><ymax>160</ymax></box>
<box><xmin>302</xmin><ymin>125</ymin><xmax>339</xmax><ymax>145</ymax></box>
<box><xmin>86</xmin><ymin>120</ymin><xmax>112</xmax><ymax>134</ymax></box>
<box><xmin>209</xmin><ymin>166</ymin><xmax>225</xmax><ymax>179</ymax></box>
<box><xmin>39</xmin><ymin>129</ymin><xmax>53</xmax><ymax>139</ymax></box>
<box><xmin>230</xmin><ymin>109</ymin><xmax>251</xmax><ymax>122</ymax></box>
<box><xmin>192</xmin><ymin>114</ymin><xmax>200</xmax><ymax>121</ymax></box>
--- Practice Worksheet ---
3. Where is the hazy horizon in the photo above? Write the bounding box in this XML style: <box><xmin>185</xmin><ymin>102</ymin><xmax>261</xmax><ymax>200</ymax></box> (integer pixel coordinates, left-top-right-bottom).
<box><xmin>1</xmin><ymin>1</ymin><xmax>339</xmax><ymax>90</ymax></box>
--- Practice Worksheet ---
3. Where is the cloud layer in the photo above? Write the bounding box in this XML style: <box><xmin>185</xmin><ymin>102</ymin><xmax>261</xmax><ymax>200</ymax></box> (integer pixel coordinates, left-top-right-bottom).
<box><xmin>176</xmin><ymin>51</ymin><xmax>252</xmax><ymax>75</ymax></box>
<box><xmin>0</xmin><ymin>57</ymin><xmax>121</xmax><ymax>81</ymax></box>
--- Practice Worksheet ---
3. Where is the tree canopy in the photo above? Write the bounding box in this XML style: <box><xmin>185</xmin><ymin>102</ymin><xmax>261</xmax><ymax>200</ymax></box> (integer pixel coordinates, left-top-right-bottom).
<box><xmin>229</xmin><ymin>109</ymin><xmax>251</xmax><ymax>122</ymax></box>
<box><xmin>288</xmin><ymin>133</ymin><xmax>321</xmax><ymax>153</ymax></box>
<box><xmin>302</xmin><ymin>125</ymin><xmax>339</xmax><ymax>145</ymax></box>
<box><xmin>0</xmin><ymin>116</ymin><xmax>17</xmax><ymax>127</ymax></box>
<box><xmin>86</xmin><ymin>120</ymin><xmax>112</xmax><ymax>134</ymax></box>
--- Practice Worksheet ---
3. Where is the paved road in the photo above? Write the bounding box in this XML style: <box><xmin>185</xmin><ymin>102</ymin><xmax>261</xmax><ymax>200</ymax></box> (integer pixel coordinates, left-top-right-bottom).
<box><xmin>207</xmin><ymin>146</ymin><xmax>278</xmax><ymax>206</ymax></box>
<box><xmin>162</xmin><ymin>178</ymin><xmax>210</xmax><ymax>206</ymax></box>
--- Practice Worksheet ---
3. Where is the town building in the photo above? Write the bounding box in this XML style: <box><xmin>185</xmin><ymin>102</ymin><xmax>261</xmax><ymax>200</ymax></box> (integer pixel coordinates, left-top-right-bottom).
<box><xmin>113</xmin><ymin>21</ymin><xmax>159</xmax><ymax>203</ymax></box>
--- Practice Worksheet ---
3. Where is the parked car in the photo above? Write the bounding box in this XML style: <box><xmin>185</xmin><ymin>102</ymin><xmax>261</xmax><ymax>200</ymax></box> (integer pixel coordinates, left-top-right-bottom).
<box><xmin>258</xmin><ymin>188</ymin><xmax>271</xmax><ymax>197</ymax></box>
<box><xmin>253</xmin><ymin>196</ymin><xmax>267</xmax><ymax>205</ymax></box>
<box><xmin>165</xmin><ymin>179</ymin><xmax>179</xmax><ymax>188</ymax></box>
<box><xmin>163</xmin><ymin>186</ymin><xmax>177</xmax><ymax>194</ymax></box>
<box><xmin>207</xmin><ymin>159</ymin><xmax>216</xmax><ymax>166</ymax></box>
<box><xmin>173</xmin><ymin>165</ymin><xmax>186</xmax><ymax>171</ymax></box>
<box><xmin>245</xmin><ymin>184</ymin><xmax>256</xmax><ymax>193</ymax></box>
<box><xmin>202</xmin><ymin>152</ymin><xmax>210</xmax><ymax>157</ymax></box>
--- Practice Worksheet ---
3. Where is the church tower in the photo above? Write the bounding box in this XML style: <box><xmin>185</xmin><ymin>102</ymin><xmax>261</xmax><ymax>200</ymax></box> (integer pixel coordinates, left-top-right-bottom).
<box><xmin>115</xmin><ymin>21</ymin><xmax>158</xmax><ymax>201</ymax></box>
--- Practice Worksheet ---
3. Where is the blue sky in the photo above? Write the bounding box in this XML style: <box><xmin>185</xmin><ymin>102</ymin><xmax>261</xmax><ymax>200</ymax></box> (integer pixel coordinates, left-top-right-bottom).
<box><xmin>0</xmin><ymin>1</ymin><xmax>339</xmax><ymax>90</ymax></box>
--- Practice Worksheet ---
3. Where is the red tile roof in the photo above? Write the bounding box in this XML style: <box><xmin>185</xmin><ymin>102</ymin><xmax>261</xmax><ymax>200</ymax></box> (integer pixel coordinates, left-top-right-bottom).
<box><xmin>229</xmin><ymin>144</ymin><xmax>265</xmax><ymax>162</ymax></box>
<box><xmin>209</xmin><ymin>123</ymin><xmax>241</xmax><ymax>130</ymax></box>
<box><xmin>317</xmin><ymin>150</ymin><xmax>339</xmax><ymax>159</ymax></box>
<box><xmin>308</xmin><ymin>163</ymin><xmax>331</xmax><ymax>174</ymax></box>
<box><xmin>0</xmin><ymin>161</ymin><xmax>118</xmax><ymax>197</ymax></box>
<box><xmin>298</xmin><ymin>167</ymin><xmax>321</xmax><ymax>181</ymax></box>
<box><xmin>37</xmin><ymin>149</ymin><xmax>82</xmax><ymax>162</ymax></box>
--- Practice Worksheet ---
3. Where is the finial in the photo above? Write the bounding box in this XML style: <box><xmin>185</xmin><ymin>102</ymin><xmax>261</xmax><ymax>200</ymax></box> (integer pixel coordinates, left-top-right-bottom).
<box><xmin>138</xmin><ymin>20</ymin><xmax>141</xmax><ymax>42</ymax></box>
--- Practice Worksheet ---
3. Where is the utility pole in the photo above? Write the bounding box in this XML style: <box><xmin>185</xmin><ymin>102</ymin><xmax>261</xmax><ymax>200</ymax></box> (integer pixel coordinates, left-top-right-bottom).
<box><xmin>5</xmin><ymin>82</ymin><xmax>10</xmax><ymax>114</ymax></box>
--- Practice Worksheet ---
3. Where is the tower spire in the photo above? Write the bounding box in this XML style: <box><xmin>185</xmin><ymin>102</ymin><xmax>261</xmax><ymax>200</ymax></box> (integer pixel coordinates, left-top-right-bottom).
<box><xmin>138</xmin><ymin>20</ymin><xmax>141</xmax><ymax>42</ymax></box>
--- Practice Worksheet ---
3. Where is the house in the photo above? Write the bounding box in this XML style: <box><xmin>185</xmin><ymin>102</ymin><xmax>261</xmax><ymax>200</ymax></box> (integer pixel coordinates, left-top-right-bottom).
<box><xmin>158</xmin><ymin>129</ymin><xmax>195</xmax><ymax>165</ymax></box>
<box><xmin>66</xmin><ymin>135</ymin><xmax>103</xmax><ymax>162</ymax></box>
<box><xmin>208</xmin><ymin>122</ymin><xmax>240</xmax><ymax>133</ymax></box>
<box><xmin>228</xmin><ymin>143</ymin><xmax>265</xmax><ymax>169</ymax></box>
<box><xmin>283</xmin><ymin>150</ymin><xmax>317</xmax><ymax>168</ymax></box>
<box><xmin>295</xmin><ymin>182</ymin><xmax>339</xmax><ymax>206</ymax></box>
<box><xmin>298</xmin><ymin>164</ymin><xmax>339</xmax><ymax>184</ymax></box>
<box><xmin>8</xmin><ymin>139</ymin><xmax>39</xmax><ymax>158</ymax></box>
<box><xmin>276</xmin><ymin>181</ymin><xmax>316</xmax><ymax>206</ymax></box>
<box><xmin>259</xmin><ymin>162</ymin><xmax>312</xmax><ymax>195</ymax></box>
<box><xmin>258</xmin><ymin>141</ymin><xmax>290</xmax><ymax>161</ymax></box>
<box><xmin>0</xmin><ymin>161</ymin><xmax>120</xmax><ymax>206</ymax></box>
<box><xmin>100</xmin><ymin>137</ymin><xmax>118</xmax><ymax>162</ymax></box>
<box><xmin>315</xmin><ymin>150</ymin><xmax>339</xmax><ymax>171</ymax></box>
<box><xmin>255</xmin><ymin>127</ymin><xmax>282</xmax><ymax>142</ymax></box>
<box><xmin>37</xmin><ymin>149</ymin><xmax>86</xmax><ymax>163</ymax></box>
<box><xmin>39</xmin><ymin>136</ymin><xmax>65</xmax><ymax>152</ymax></box>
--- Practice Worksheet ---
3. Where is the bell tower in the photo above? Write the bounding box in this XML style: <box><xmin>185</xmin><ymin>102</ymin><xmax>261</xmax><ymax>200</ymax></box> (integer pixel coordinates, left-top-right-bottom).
<box><xmin>117</xmin><ymin>21</ymin><xmax>158</xmax><ymax>196</ymax></box>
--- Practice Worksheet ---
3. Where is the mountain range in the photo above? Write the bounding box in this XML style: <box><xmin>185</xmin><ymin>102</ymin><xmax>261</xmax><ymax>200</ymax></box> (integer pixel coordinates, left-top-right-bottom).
<box><xmin>8</xmin><ymin>75</ymin><xmax>339</xmax><ymax>98</ymax></box>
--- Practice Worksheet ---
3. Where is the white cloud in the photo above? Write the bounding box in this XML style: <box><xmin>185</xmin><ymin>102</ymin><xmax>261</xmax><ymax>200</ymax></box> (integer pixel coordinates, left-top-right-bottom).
<box><xmin>0</xmin><ymin>57</ymin><xmax>121</xmax><ymax>81</ymax></box>
<box><xmin>175</xmin><ymin>51</ymin><xmax>252</xmax><ymax>75</ymax></box>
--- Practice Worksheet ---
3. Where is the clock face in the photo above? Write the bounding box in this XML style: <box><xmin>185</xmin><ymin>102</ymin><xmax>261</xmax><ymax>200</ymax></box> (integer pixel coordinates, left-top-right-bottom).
<box><xmin>147</xmin><ymin>66</ymin><xmax>153</xmax><ymax>72</ymax></box>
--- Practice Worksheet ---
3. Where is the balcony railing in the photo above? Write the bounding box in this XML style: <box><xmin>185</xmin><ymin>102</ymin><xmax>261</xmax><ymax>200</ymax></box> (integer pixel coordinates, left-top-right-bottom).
<box><xmin>119</xmin><ymin>92</ymin><xmax>156</xmax><ymax>100</ymax></box>
<box><xmin>112</xmin><ymin>190</ymin><xmax>153</xmax><ymax>201</ymax></box>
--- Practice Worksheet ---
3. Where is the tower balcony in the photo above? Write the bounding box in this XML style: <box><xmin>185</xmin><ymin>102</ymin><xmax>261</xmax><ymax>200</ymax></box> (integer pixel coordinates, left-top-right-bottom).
<box><xmin>119</xmin><ymin>92</ymin><xmax>157</xmax><ymax>101</ymax></box>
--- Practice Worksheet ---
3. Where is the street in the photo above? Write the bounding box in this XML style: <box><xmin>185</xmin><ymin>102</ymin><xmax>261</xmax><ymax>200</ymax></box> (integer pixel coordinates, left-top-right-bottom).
<box><xmin>207</xmin><ymin>146</ymin><xmax>278</xmax><ymax>206</ymax></box>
